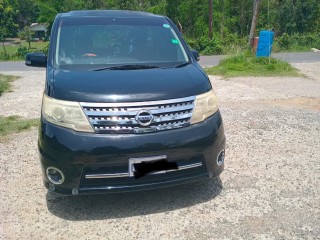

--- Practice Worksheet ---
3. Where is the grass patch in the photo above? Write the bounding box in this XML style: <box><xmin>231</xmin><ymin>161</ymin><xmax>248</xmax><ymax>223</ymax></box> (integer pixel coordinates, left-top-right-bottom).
<box><xmin>205</xmin><ymin>52</ymin><xmax>302</xmax><ymax>78</ymax></box>
<box><xmin>0</xmin><ymin>74</ymin><xmax>20</xmax><ymax>95</ymax></box>
<box><xmin>0</xmin><ymin>116</ymin><xmax>39</xmax><ymax>137</ymax></box>
<box><xmin>0</xmin><ymin>39</ymin><xmax>49</xmax><ymax>61</ymax></box>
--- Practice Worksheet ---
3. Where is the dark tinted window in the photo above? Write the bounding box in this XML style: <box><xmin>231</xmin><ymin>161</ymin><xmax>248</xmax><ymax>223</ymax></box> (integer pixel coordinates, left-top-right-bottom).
<box><xmin>55</xmin><ymin>17</ymin><xmax>188</xmax><ymax>68</ymax></box>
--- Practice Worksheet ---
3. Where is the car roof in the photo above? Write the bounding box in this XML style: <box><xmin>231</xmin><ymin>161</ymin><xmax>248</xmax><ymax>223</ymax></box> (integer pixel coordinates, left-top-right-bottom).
<box><xmin>61</xmin><ymin>10</ymin><xmax>164</xmax><ymax>19</ymax></box>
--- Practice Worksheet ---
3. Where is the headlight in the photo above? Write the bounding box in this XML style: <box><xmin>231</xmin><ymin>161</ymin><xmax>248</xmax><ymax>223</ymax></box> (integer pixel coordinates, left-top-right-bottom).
<box><xmin>190</xmin><ymin>89</ymin><xmax>218</xmax><ymax>124</ymax></box>
<box><xmin>42</xmin><ymin>94</ymin><xmax>94</xmax><ymax>132</ymax></box>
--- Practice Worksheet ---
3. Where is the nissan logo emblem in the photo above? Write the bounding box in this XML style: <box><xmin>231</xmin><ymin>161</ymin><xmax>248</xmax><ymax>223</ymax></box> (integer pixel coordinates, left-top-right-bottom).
<box><xmin>135</xmin><ymin>110</ymin><xmax>154</xmax><ymax>126</ymax></box>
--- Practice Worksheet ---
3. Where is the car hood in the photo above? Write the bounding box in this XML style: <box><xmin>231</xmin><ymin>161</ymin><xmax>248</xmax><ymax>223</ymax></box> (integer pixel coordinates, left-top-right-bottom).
<box><xmin>50</xmin><ymin>64</ymin><xmax>211</xmax><ymax>102</ymax></box>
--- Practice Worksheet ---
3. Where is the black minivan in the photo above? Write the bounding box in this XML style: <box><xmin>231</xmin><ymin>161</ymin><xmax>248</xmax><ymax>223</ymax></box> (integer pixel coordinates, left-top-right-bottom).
<box><xmin>26</xmin><ymin>10</ymin><xmax>226</xmax><ymax>195</ymax></box>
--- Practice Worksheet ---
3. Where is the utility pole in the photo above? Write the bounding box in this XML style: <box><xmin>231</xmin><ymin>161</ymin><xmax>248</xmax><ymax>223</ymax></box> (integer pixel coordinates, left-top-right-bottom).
<box><xmin>248</xmin><ymin>0</ymin><xmax>261</xmax><ymax>48</ymax></box>
<box><xmin>208</xmin><ymin>0</ymin><xmax>213</xmax><ymax>39</ymax></box>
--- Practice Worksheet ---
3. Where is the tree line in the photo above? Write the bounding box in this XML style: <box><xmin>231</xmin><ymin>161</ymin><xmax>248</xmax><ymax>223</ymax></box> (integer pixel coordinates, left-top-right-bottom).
<box><xmin>1</xmin><ymin>0</ymin><xmax>320</xmax><ymax>54</ymax></box>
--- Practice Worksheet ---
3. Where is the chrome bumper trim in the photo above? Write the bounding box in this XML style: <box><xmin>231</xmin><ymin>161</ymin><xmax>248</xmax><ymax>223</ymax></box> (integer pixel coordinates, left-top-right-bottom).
<box><xmin>85</xmin><ymin>162</ymin><xmax>203</xmax><ymax>179</ymax></box>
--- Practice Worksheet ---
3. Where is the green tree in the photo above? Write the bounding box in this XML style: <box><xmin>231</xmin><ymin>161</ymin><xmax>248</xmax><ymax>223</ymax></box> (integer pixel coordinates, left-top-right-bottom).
<box><xmin>147</xmin><ymin>0</ymin><xmax>166</xmax><ymax>14</ymax></box>
<box><xmin>13</xmin><ymin>0</ymin><xmax>40</xmax><ymax>29</ymax></box>
<box><xmin>3</xmin><ymin>0</ymin><xmax>316</xmax><ymax>54</ymax></box>
<box><xmin>84</xmin><ymin>0</ymin><xmax>108</xmax><ymax>9</ymax></box>
<box><xmin>0</xmin><ymin>0</ymin><xmax>18</xmax><ymax>52</ymax></box>
<box><xmin>18</xmin><ymin>26</ymin><xmax>34</xmax><ymax>49</ymax></box>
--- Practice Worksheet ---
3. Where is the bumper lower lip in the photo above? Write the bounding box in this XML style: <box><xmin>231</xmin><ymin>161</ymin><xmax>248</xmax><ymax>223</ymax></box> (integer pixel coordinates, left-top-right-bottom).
<box><xmin>76</xmin><ymin>173</ymin><xmax>209</xmax><ymax>195</ymax></box>
<box><xmin>39</xmin><ymin>111</ymin><xmax>226</xmax><ymax>195</ymax></box>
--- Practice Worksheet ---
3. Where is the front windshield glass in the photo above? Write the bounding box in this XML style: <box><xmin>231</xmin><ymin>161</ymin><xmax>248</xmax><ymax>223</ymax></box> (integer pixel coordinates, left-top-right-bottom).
<box><xmin>55</xmin><ymin>17</ymin><xmax>189</xmax><ymax>69</ymax></box>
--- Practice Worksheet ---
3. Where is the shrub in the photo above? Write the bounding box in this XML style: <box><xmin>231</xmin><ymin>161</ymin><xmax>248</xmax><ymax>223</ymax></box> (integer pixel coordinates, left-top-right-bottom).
<box><xmin>17</xmin><ymin>46</ymin><xmax>28</xmax><ymax>58</ymax></box>
<box><xmin>0</xmin><ymin>51</ymin><xmax>11</xmax><ymax>61</ymax></box>
<box><xmin>186</xmin><ymin>37</ymin><xmax>222</xmax><ymax>55</ymax></box>
<box><xmin>277</xmin><ymin>33</ymin><xmax>290</xmax><ymax>50</ymax></box>
<box><xmin>41</xmin><ymin>43</ymin><xmax>49</xmax><ymax>55</ymax></box>
<box><xmin>275</xmin><ymin>32</ymin><xmax>320</xmax><ymax>51</ymax></box>
<box><xmin>200</xmin><ymin>37</ymin><xmax>223</xmax><ymax>55</ymax></box>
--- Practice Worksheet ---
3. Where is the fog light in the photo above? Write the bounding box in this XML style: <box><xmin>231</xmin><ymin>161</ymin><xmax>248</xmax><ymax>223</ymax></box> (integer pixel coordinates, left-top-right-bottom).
<box><xmin>46</xmin><ymin>167</ymin><xmax>65</xmax><ymax>185</ymax></box>
<box><xmin>72</xmin><ymin>188</ymin><xmax>79</xmax><ymax>195</ymax></box>
<box><xmin>49</xmin><ymin>183</ymin><xmax>55</xmax><ymax>191</ymax></box>
<box><xmin>217</xmin><ymin>150</ymin><xmax>225</xmax><ymax>166</ymax></box>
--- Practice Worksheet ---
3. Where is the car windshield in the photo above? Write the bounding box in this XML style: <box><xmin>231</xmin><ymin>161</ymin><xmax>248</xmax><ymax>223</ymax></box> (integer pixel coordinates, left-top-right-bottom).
<box><xmin>55</xmin><ymin>17</ymin><xmax>189</xmax><ymax>69</ymax></box>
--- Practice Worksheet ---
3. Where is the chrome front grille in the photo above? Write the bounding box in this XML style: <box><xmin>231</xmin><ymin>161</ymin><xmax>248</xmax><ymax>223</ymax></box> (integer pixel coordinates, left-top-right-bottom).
<box><xmin>80</xmin><ymin>96</ymin><xmax>195</xmax><ymax>134</ymax></box>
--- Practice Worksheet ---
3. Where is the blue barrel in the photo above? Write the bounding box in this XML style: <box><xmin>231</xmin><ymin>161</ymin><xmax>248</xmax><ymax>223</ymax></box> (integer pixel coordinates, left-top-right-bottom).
<box><xmin>256</xmin><ymin>30</ymin><xmax>274</xmax><ymax>57</ymax></box>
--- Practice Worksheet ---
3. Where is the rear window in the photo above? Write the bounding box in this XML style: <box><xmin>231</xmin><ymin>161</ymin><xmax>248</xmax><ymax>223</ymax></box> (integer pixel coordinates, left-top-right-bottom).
<box><xmin>55</xmin><ymin>17</ymin><xmax>189</xmax><ymax>69</ymax></box>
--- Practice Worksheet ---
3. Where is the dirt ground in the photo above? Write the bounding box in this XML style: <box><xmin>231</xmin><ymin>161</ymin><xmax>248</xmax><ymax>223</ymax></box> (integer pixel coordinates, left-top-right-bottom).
<box><xmin>0</xmin><ymin>62</ymin><xmax>319</xmax><ymax>239</ymax></box>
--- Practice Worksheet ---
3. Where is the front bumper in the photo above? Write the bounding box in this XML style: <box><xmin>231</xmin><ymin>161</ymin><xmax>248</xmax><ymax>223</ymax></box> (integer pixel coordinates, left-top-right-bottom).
<box><xmin>38</xmin><ymin>111</ymin><xmax>226</xmax><ymax>195</ymax></box>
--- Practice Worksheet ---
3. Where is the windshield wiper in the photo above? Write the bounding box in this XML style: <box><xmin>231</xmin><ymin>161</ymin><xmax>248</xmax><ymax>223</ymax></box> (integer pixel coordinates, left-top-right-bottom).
<box><xmin>171</xmin><ymin>62</ymin><xmax>190</xmax><ymax>68</ymax></box>
<box><xmin>93</xmin><ymin>64</ymin><xmax>160</xmax><ymax>71</ymax></box>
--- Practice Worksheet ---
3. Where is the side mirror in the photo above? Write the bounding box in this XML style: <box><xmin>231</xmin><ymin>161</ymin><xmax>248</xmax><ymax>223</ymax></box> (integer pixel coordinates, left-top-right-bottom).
<box><xmin>25</xmin><ymin>52</ymin><xmax>47</xmax><ymax>67</ymax></box>
<box><xmin>191</xmin><ymin>50</ymin><xmax>200</xmax><ymax>61</ymax></box>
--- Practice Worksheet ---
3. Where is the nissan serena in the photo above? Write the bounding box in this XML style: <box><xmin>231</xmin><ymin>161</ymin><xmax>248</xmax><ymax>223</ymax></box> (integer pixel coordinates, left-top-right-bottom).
<box><xmin>25</xmin><ymin>10</ymin><xmax>226</xmax><ymax>195</ymax></box>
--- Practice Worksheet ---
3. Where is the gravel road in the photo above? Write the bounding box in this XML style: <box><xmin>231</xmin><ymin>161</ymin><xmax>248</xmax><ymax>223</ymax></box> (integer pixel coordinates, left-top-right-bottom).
<box><xmin>0</xmin><ymin>63</ymin><xmax>319</xmax><ymax>239</ymax></box>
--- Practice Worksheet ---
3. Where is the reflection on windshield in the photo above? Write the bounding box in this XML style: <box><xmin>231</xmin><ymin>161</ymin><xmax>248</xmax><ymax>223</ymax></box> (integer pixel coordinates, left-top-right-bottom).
<box><xmin>55</xmin><ymin>21</ymin><xmax>189</xmax><ymax>68</ymax></box>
